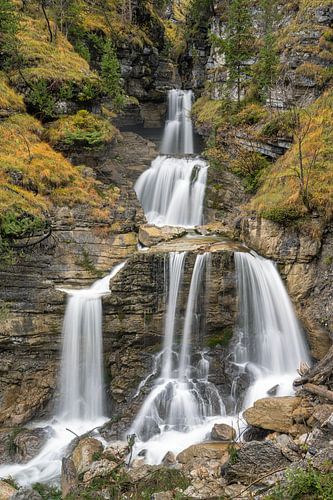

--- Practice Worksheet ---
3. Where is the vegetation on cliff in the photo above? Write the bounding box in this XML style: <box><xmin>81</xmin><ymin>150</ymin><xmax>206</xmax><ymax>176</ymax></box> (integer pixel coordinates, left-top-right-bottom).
<box><xmin>191</xmin><ymin>0</ymin><xmax>333</xmax><ymax>223</ymax></box>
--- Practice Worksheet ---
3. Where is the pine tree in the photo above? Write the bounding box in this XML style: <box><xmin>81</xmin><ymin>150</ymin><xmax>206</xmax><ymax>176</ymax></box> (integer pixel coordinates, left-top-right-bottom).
<box><xmin>101</xmin><ymin>40</ymin><xmax>124</xmax><ymax>108</ymax></box>
<box><xmin>255</xmin><ymin>0</ymin><xmax>279</xmax><ymax>104</ymax></box>
<box><xmin>0</xmin><ymin>0</ymin><xmax>18</xmax><ymax>65</ymax></box>
<box><xmin>221</xmin><ymin>0</ymin><xmax>255</xmax><ymax>105</ymax></box>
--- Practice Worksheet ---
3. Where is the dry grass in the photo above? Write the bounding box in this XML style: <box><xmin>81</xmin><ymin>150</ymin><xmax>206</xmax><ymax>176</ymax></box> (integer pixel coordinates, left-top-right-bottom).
<box><xmin>250</xmin><ymin>90</ymin><xmax>333</xmax><ymax>220</ymax></box>
<box><xmin>12</xmin><ymin>16</ymin><xmax>97</xmax><ymax>84</ymax></box>
<box><xmin>0</xmin><ymin>73</ymin><xmax>25</xmax><ymax>113</ymax></box>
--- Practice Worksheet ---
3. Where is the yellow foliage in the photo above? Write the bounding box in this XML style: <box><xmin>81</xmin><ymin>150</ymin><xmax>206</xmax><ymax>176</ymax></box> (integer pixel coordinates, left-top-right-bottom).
<box><xmin>0</xmin><ymin>73</ymin><xmax>25</xmax><ymax>113</ymax></box>
<box><xmin>12</xmin><ymin>16</ymin><xmax>97</xmax><ymax>84</ymax></box>
<box><xmin>0</xmin><ymin>112</ymin><xmax>116</xmax><ymax>227</ymax></box>
<box><xmin>250</xmin><ymin>90</ymin><xmax>333</xmax><ymax>220</ymax></box>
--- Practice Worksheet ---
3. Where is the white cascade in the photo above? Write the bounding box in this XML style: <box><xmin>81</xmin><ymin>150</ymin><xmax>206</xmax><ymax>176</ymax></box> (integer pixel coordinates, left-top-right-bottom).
<box><xmin>58</xmin><ymin>262</ymin><xmax>125</xmax><ymax>421</ymax></box>
<box><xmin>161</xmin><ymin>89</ymin><xmax>194</xmax><ymax>155</ymax></box>
<box><xmin>130</xmin><ymin>253</ymin><xmax>226</xmax><ymax>464</ymax></box>
<box><xmin>134</xmin><ymin>89</ymin><xmax>208</xmax><ymax>228</ymax></box>
<box><xmin>233</xmin><ymin>252</ymin><xmax>311</xmax><ymax>409</ymax></box>
<box><xmin>0</xmin><ymin>262</ymin><xmax>125</xmax><ymax>486</ymax></box>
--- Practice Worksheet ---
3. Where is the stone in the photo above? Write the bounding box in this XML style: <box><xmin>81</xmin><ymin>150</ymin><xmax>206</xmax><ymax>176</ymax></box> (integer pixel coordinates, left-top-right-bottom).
<box><xmin>162</xmin><ymin>451</ymin><xmax>176</xmax><ymax>466</ymax></box>
<box><xmin>0</xmin><ymin>480</ymin><xmax>17</xmax><ymax>500</ymax></box>
<box><xmin>83</xmin><ymin>459</ymin><xmax>118</xmax><ymax>483</ymax></box>
<box><xmin>177</xmin><ymin>442</ymin><xmax>230</xmax><ymax>464</ymax></box>
<box><xmin>14</xmin><ymin>427</ymin><xmax>53</xmax><ymax>463</ymax></box>
<box><xmin>61</xmin><ymin>457</ymin><xmax>78</xmax><ymax>499</ymax></box>
<box><xmin>221</xmin><ymin>441</ymin><xmax>290</xmax><ymax>485</ymax></box>
<box><xmin>71</xmin><ymin>437</ymin><xmax>103</xmax><ymax>475</ymax></box>
<box><xmin>312</xmin><ymin>446</ymin><xmax>333</xmax><ymax>473</ymax></box>
<box><xmin>243</xmin><ymin>426</ymin><xmax>271</xmax><ymax>442</ymax></box>
<box><xmin>312</xmin><ymin>404</ymin><xmax>333</xmax><ymax>427</ymax></box>
<box><xmin>138</xmin><ymin>225</ymin><xmax>186</xmax><ymax>247</ymax></box>
<box><xmin>151</xmin><ymin>492</ymin><xmax>174</xmax><ymax>500</ymax></box>
<box><xmin>102</xmin><ymin>441</ymin><xmax>128</xmax><ymax>462</ymax></box>
<box><xmin>243</xmin><ymin>397</ymin><xmax>301</xmax><ymax>433</ymax></box>
<box><xmin>211</xmin><ymin>423</ymin><xmax>236</xmax><ymax>442</ymax></box>
<box><xmin>11</xmin><ymin>488</ymin><xmax>42</xmax><ymax>499</ymax></box>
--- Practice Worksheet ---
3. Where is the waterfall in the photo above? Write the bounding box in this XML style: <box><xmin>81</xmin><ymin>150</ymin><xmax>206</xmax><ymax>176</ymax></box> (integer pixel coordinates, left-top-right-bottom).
<box><xmin>130</xmin><ymin>253</ymin><xmax>225</xmax><ymax>464</ymax></box>
<box><xmin>134</xmin><ymin>89</ymin><xmax>208</xmax><ymax>228</ymax></box>
<box><xmin>58</xmin><ymin>262</ymin><xmax>126</xmax><ymax>421</ymax></box>
<box><xmin>0</xmin><ymin>263</ymin><xmax>126</xmax><ymax>486</ymax></box>
<box><xmin>161</xmin><ymin>89</ymin><xmax>194</xmax><ymax>155</ymax></box>
<box><xmin>233</xmin><ymin>252</ymin><xmax>311</xmax><ymax>408</ymax></box>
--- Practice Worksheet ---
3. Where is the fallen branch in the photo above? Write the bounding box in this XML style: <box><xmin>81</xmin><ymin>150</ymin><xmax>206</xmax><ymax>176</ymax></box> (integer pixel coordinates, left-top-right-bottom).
<box><xmin>66</xmin><ymin>428</ymin><xmax>80</xmax><ymax>438</ymax></box>
<box><xmin>303</xmin><ymin>383</ymin><xmax>333</xmax><ymax>402</ymax></box>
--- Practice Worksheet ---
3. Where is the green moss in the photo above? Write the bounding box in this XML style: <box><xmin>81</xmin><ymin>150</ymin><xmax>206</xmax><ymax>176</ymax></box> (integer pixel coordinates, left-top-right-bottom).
<box><xmin>260</xmin><ymin>111</ymin><xmax>296</xmax><ymax>138</ymax></box>
<box><xmin>207</xmin><ymin>327</ymin><xmax>234</xmax><ymax>348</ymax></box>
<box><xmin>75</xmin><ymin>248</ymin><xmax>103</xmax><ymax>278</ymax></box>
<box><xmin>261</xmin><ymin>206</ymin><xmax>303</xmax><ymax>225</ymax></box>
<box><xmin>32</xmin><ymin>483</ymin><xmax>62</xmax><ymax>500</ymax></box>
<box><xmin>47</xmin><ymin>110</ymin><xmax>119</xmax><ymax>149</ymax></box>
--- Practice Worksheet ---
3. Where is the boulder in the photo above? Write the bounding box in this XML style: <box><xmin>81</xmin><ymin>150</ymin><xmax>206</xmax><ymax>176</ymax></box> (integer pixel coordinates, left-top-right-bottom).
<box><xmin>0</xmin><ymin>480</ymin><xmax>17</xmax><ymax>500</ymax></box>
<box><xmin>14</xmin><ymin>427</ymin><xmax>53</xmax><ymax>463</ymax></box>
<box><xmin>243</xmin><ymin>397</ymin><xmax>301</xmax><ymax>433</ymax></box>
<box><xmin>71</xmin><ymin>437</ymin><xmax>103</xmax><ymax>474</ymax></box>
<box><xmin>11</xmin><ymin>488</ymin><xmax>42</xmax><ymax>499</ymax></box>
<box><xmin>312</xmin><ymin>446</ymin><xmax>333</xmax><ymax>473</ymax></box>
<box><xmin>61</xmin><ymin>457</ymin><xmax>78</xmax><ymax>498</ymax></box>
<box><xmin>221</xmin><ymin>441</ymin><xmax>290</xmax><ymax>485</ymax></box>
<box><xmin>211</xmin><ymin>423</ymin><xmax>236</xmax><ymax>442</ymax></box>
<box><xmin>162</xmin><ymin>451</ymin><xmax>176</xmax><ymax>466</ymax></box>
<box><xmin>83</xmin><ymin>459</ymin><xmax>118</xmax><ymax>484</ymax></box>
<box><xmin>138</xmin><ymin>225</ymin><xmax>186</xmax><ymax>248</ymax></box>
<box><xmin>102</xmin><ymin>440</ymin><xmax>128</xmax><ymax>462</ymax></box>
<box><xmin>177</xmin><ymin>442</ymin><xmax>230</xmax><ymax>465</ymax></box>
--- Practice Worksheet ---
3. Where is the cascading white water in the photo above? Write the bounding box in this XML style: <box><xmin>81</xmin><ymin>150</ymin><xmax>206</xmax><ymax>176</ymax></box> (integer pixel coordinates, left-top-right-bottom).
<box><xmin>130</xmin><ymin>253</ymin><xmax>226</xmax><ymax>464</ymax></box>
<box><xmin>233</xmin><ymin>252</ymin><xmax>311</xmax><ymax>409</ymax></box>
<box><xmin>135</xmin><ymin>156</ymin><xmax>208</xmax><ymax>228</ymax></box>
<box><xmin>58</xmin><ymin>262</ymin><xmax>125</xmax><ymax>421</ymax></box>
<box><xmin>161</xmin><ymin>89</ymin><xmax>194</xmax><ymax>155</ymax></box>
<box><xmin>0</xmin><ymin>263</ymin><xmax>125</xmax><ymax>486</ymax></box>
<box><xmin>134</xmin><ymin>89</ymin><xmax>208</xmax><ymax>228</ymax></box>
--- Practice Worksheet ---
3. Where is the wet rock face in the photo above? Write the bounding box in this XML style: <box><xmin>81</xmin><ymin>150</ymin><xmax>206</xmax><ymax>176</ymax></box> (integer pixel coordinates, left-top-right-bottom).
<box><xmin>102</xmin><ymin>250</ymin><xmax>238</xmax><ymax>437</ymax></box>
<box><xmin>0</xmin><ymin>133</ymin><xmax>155</xmax><ymax>427</ymax></box>
<box><xmin>240</xmin><ymin>217</ymin><xmax>333</xmax><ymax>359</ymax></box>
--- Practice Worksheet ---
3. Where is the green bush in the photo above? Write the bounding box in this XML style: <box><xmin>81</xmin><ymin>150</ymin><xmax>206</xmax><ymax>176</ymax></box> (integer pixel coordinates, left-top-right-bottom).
<box><xmin>266</xmin><ymin>466</ymin><xmax>333</xmax><ymax>500</ymax></box>
<box><xmin>260</xmin><ymin>111</ymin><xmax>296</xmax><ymax>138</ymax></box>
<box><xmin>0</xmin><ymin>211</ymin><xmax>47</xmax><ymax>239</ymax></box>
<box><xmin>47</xmin><ymin>110</ymin><xmax>118</xmax><ymax>149</ymax></box>
<box><xmin>261</xmin><ymin>206</ymin><xmax>302</xmax><ymax>225</ymax></box>
<box><xmin>207</xmin><ymin>327</ymin><xmax>234</xmax><ymax>348</ymax></box>
<box><xmin>101</xmin><ymin>40</ymin><xmax>124</xmax><ymax>108</ymax></box>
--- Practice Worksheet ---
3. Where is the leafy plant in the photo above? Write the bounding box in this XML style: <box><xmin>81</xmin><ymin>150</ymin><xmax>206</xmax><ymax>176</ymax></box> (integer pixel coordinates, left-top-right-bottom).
<box><xmin>266</xmin><ymin>466</ymin><xmax>333</xmax><ymax>500</ymax></box>
<box><xmin>101</xmin><ymin>40</ymin><xmax>124</xmax><ymax>108</ymax></box>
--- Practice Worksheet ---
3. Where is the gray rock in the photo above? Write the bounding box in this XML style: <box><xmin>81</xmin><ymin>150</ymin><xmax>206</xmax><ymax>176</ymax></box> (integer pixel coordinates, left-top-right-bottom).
<box><xmin>11</xmin><ymin>488</ymin><xmax>42</xmax><ymax>499</ymax></box>
<box><xmin>221</xmin><ymin>441</ymin><xmax>290</xmax><ymax>485</ymax></box>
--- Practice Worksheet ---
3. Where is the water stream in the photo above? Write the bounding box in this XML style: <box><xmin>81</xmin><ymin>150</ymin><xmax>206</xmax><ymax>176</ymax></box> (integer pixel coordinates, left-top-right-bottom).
<box><xmin>0</xmin><ymin>262</ymin><xmax>125</xmax><ymax>485</ymax></box>
<box><xmin>135</xmin><ymin>89</ymin><xmax>208</xmax><ymax>227</ymax></box>
<box><xmin>0</xmin><ymin>87</ymin><xmax>312</xmax><ymax>485</ymax></box>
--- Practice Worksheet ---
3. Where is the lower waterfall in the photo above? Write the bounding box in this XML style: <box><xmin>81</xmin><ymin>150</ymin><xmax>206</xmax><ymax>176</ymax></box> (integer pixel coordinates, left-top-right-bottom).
<box><xmin>130</xmin><ymin>252</ymin><xmax>227</xmax><ymax>464</ymax></box>
<box><xmin>233</xmin><ymin>252</ymin><xmax>311</xmax><ymax>409</ymax></box>
<box><xmin>130</xmin><ymin>250</ymin><xmax>311</xmax><ymax>464</ymax></box>
<box><xmin>0</xmin><ymin>262</ymin><xmax>125</xmax><ymax>486</ymax></box>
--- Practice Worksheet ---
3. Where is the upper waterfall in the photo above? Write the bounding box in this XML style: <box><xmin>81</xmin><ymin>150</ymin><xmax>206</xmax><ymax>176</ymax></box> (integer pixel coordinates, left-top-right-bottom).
<box><xmin>161</xmin><ymin>90</ymin><xmax>194</xmax><ymax>155</ymax></box>
<box><xmin>134</xmin><ymin>89</ymin><xmax>208</xmax><ymax>228</ymax></box>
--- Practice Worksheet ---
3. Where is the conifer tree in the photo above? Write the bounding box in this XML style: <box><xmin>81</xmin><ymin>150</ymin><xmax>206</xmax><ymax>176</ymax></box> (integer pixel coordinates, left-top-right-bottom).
<box><xmin>255</xmin><ymin>0</ymin><xmax>279</xmax><ymax>103</ymax></box>
<box><xmin>220</xmin><ymin>0</ymin><xmax>255</xmax><ymax>105</ymax></box>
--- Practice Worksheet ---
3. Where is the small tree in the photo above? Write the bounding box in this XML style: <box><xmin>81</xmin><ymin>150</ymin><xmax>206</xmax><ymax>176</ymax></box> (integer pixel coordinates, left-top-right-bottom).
<box><xmin>101</xmin><ymin>40</ymin><xmax>124</xmax><ymax>108</ymax></box>
<box><xmin>255</xmin><ymin>0</ymin><xmax>279</xmax><ymax>104</ymax></box>
<box><xmin>0</xmin><ymin>0</ymin><xmax>19</xmax><ymax>65</ymax></box>
<box><xmin>221</xmin><ymin>0</ymin><xmax>255</xmax><ymax>105</ymax></box>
